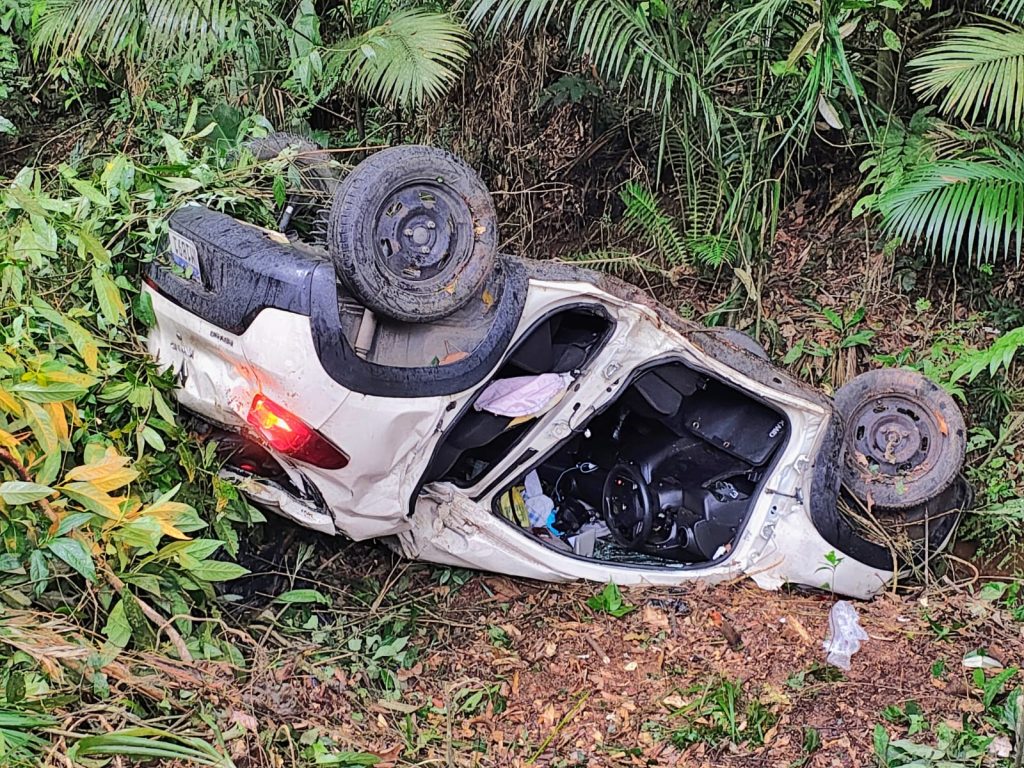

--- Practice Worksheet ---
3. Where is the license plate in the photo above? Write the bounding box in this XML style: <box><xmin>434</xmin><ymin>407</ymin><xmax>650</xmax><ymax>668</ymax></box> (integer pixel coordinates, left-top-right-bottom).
<box><xmin>168</xmin><ymin>230</ymin><xmax>202</xmax><ymax>282</ymax></box>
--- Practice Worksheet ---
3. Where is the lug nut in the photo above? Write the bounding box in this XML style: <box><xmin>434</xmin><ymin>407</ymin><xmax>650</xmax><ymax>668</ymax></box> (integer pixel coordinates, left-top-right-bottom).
<box><xmin>426</xmin><ymin>221</ymin><xmax>436</xmax><ymax>229</ymax></box>
<box><xmin>404</xmin><ymin>228</ymin><xmax>414</xmax><ymax>236</ymax></box>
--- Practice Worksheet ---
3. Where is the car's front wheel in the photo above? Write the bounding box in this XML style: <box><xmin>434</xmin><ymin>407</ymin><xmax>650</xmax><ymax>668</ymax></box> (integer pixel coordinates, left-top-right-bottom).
<box><xmin>327</xmin><ymin>145</ymin><xmax>498</xmax><ymax>323</ymax></box>
<box><xmin>833</xmin><ymin>368</ymin><xmax>966</xmax><ymax>509</ymax></box>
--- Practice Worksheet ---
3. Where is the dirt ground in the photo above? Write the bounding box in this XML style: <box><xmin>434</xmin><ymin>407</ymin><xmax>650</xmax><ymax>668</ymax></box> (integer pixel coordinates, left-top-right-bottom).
<box><xmin>175</xmin><ymin>532</ymin><xmax>1019</xmax><ymax>768</ymax></box>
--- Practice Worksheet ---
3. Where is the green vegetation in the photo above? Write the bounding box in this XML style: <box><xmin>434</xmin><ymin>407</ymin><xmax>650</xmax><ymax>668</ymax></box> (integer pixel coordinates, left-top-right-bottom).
<box><xmin>659</xmin><ymin>676</ymin><xmax>779</xmax><ymax>751</ymax></box>
<box><xmin>586</xmin><ymin>582</ymin><xmax>636</xmax><ymax>618</ymax></box>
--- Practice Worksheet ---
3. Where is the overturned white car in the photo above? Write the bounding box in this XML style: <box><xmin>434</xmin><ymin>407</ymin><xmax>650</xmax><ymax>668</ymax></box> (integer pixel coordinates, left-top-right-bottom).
<box><xmin>144</xmin><ymin>139</ymin><xmax>970</xmax><ymax>599</ymax></box>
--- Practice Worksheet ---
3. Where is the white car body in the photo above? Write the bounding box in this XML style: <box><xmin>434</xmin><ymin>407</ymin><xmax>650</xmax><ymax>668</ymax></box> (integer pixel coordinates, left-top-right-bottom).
<box><xmin>144</xmin><ymin>205</ymin><xmax>965</xmax><ymax>599</ymax></box>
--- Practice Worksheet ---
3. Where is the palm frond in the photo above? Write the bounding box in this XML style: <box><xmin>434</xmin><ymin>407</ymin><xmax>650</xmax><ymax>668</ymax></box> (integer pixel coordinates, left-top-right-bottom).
<box><xmin>33</xmin><ymin>0</ymin><xmax>257</xmax><ymax>63</ymax></box>
<box><xmin>329</xmin><ymin>9</ymin><xmax>470</xmax><ymax>109</ymax></box>
<box><xmin>877</xmin><ymin>148</ymin><xmax>1024</xmax><ymax>266</ymax></box>
<box><xmin>468</xmin><ymin>0</ymin><xmax>686</xmax><ymax>115</ymax></box>
<box><xmin>567</xmin><ymin>0</ymin><xmax>680</xmax><ymax>112</ymax></box>
<box><xmin>909</xmin><ymin>23</ymin><xmax>1024</xmax><ymax>134</ymax></box>
<box><xmin>467</xmin><ymin>0</ymin><xmax>574</xmax><ymax>35</ymax></box>
<box><xmin>990</xmin><ymin>0</ymin><xmax>1024</xmax><ymax>24</ymax></box>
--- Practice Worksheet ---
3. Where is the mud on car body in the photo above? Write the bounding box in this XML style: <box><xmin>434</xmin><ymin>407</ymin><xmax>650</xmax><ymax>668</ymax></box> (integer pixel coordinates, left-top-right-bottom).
<box><xmin>143</xmin><ymin>137</ymin><xmax>971</xmax><ymax>599</ymax></box>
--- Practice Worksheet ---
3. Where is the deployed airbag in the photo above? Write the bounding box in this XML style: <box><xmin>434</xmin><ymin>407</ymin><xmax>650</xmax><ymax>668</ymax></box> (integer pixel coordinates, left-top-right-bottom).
<box><xmin>474</xmin><ymin>373</ymin><xmax>574</xmax><ymax>418</ymax></box>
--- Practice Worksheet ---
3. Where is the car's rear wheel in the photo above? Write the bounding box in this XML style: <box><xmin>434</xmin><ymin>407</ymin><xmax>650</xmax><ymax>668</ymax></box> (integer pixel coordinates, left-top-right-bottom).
<box><xmin>245</xmin><ymin>132</ymin><xmax>339</xmax><ymax>241</ymax></box>
<box><xmin>327</xmin><ymin>145</ymin><xmax>498</xmax><ymax>323</ymax></box>
<box><xmin>834</xmin><ymin>368</ymin><xmax>966</xmax><ymax>509</ymax></box>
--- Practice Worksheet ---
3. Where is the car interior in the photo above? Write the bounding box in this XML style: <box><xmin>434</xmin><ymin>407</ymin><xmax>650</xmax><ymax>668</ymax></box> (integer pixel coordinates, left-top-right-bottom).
<box><xmin>489</xmin><ymin>360</ymin><xmax>791</xmax><ymax>566</ymax></box>
<box><xmin>419</xmin><ymin>305</ymin><xmax>614</xmax><ymax>489</ymax></box>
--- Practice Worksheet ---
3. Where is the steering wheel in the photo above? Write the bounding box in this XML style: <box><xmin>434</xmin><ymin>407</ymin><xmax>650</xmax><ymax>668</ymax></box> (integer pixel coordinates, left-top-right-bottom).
<box><xmin>602</xmin><ymin>463</ymin><xmax>656</xmax><ymax>550</ymax></box>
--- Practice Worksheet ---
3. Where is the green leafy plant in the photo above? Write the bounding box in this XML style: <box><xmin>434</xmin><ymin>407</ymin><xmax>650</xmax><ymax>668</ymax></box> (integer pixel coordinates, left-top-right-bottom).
<box><xmin>67</xmin><ymin>727</ymin><xmax>235</xmax><ymax>767</ymax></box>
<box><xmin>665</xmin><ymin>677</ymin><xmax>778</xmax><ymax>750</ymax></box>
<box><xmin>873</xmin><ymin>722</ymin><xmax>991</xmax><ymax>768</ymax></box>
<box><xmin>586</xmin><ymin>582</ymin><xmax>636</xmax><ymax>618</ymax></box>
<box><xmin>0</xmin><ymin>118</ymin><xmax>290</xmax><ymax>759</ymax></box>
<box><xmin>469</xmin><ymin>0</ymin><xmax>887</xmax><ymax>270</ymax></box>
<box><xmin>859</xmin><ymin>1</ymin><xmax>1024</xmax><ymax>267</ymax></box>
<box><xmin>815</xmin><ymin>549</ymin><xmax>845</xmax><ymax>592</ymax></box>
<box><xmin>873</xmin><ymin>660</ymin><xmax>1021</xmax><ymax>768</ymax></box>
<box><xmin>34</xmin><ymin>0</ymin><xmax>268</xmax><ymax>65</ymax></box>
<box><xmin>32</xmin><ymin>0</ymin><xmax>469</xmax><ymax>123</ymax></box>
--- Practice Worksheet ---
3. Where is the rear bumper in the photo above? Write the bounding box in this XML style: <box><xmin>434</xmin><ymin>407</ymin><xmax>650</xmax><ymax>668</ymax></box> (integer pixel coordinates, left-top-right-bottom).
<box><xmin>220</xmin><ymin>469</ymin><xmax>336</xmax><ymax>535</ymax></box>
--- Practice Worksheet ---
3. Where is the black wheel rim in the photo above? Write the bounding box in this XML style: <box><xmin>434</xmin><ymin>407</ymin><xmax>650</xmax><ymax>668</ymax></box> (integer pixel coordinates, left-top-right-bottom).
<box><xmin>373</xmin><ymin>180</ymin><xmax>471</xmax><ymax>283</ymax></box>
<box><xmin>848</xmin><ymin>393</ymin><xmax>943</xmax><ymax>482</ymax></box>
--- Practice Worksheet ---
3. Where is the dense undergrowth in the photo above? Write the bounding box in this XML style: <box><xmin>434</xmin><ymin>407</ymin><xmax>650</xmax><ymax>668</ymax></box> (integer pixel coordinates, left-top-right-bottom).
<box><xmin>0</xmin><ymin>0</ymin><xmax>1023</xmax><ymax>764</ymax></box>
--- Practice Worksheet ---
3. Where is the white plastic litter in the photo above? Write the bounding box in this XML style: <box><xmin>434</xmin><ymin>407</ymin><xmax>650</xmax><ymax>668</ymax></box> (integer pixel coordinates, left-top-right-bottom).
<box><xmin>962</xmin><ymin>650</ymin><xmax>1003</xmax><ymax>670</ymax></box>
<box><xmin>474</xmin><ymin>373</ymin><xmax>574</xmax><ymax>418</ymax></box>
<box><xmin>823</xmin><ymin>600</ymin><xmax>869</xmax><ymax>670</ymax></box>
<box><xmin>523</xmin><ymin>470</ymin><xmax>556</xmax><ymax>529</ymax></box>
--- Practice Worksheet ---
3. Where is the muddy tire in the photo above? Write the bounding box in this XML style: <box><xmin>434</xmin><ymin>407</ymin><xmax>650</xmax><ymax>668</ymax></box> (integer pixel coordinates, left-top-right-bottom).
<box><xmin>834</xmin><ymin>368</ymin><xmax>966</xmax><ymax>509</ymax></box>
<box><xmin>327</xmin><ymin>145</ymin><xmax>497</xmax><ymax>323</ymax></box>
<box><xmin>245</xmin><ymin>132</ymin><xmax>339</xmax><ymax>241</ymax></box>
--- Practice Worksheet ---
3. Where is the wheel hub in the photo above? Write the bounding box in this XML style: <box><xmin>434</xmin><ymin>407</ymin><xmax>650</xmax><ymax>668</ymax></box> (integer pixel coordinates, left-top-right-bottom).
<box><xmin>851</xmin><ymin>395</ymin><xmax>937</xmax><ymax>477</ymax></box>
<box><xmin>374</xmin><ymin>182</ymin><xmax>467</xmax><ymax>281</ymax></box>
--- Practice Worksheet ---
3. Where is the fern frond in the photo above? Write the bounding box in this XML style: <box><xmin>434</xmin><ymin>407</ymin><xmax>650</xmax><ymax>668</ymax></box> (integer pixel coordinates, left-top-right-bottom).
<box><xmin>329</xmin><ymin>9</ymin><xmax>470</xmax><ymax>109</ymax></box>
<box><xmin>557</xmin><ymin>250</ymin><xmax>664</xmax><ymax>276</ymax></box>
<box><xmin>686</xmin><ymin>234</ymin><xmax>738</xmax><ymax>267</ymax></box>
<box><xmin>620</xmin><ymin>182</ymin><xmax>689</xmax><ymax>266</ymax></box>
<box><xmin>910</xmin><ymin>23</ymin><xmax>1024</xmax><ymax>134</ymax></box>
<box><xmin>877</xmin><ymin>148</ymin><xmax>1024</xmax><ymax>266</ymax></box>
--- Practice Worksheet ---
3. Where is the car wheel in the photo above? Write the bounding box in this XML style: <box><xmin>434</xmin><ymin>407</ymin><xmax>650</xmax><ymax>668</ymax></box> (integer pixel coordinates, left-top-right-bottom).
<box><xmin>327</xmin><ymin>145</ymin><xmax>498</xmax><ymax>323</ymax></box>
<box><xmin>245</xmin><ymin>132</ymin><xmax>339</xmax><ymax>240</ymax></box>
<box><xmin>833</xmin><ymin>368</ymin><xmax>966</xmax><ymax>509</ymax></box>
<box><xmin>715</xmin><ymin>328</ymin><xmax>769</xmax><ymax>360</ymax></box>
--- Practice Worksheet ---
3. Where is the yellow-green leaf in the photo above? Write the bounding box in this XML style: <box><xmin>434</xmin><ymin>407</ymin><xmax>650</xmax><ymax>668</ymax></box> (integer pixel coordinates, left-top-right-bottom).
<box><xmin>0</xmin><ymin>481</ymin><xmax>54</xmax><ymax>505</ymax></box>
<box><xmin>0</xmin><ymin>386</ymin><xmax>23</xmax><ymax>417</ymax></box>
<box><xmin>77</xmin><ymin>227</ymin><xmax>111</xmax><ymax>266</ymax></box>
<box><xmin>0</xmin><ymin>428</ymin><xmax>20</xmax><ymax>450</ymax></box>
<box><xmin>69</xmin><ymin>178</ymin><xmax>111</xmax><ymax>208</ymax></box>
<box><xmin>43</xmin><ymin>401</ymin><xmax>69</xmax><ymax>444</ymax></box>
<box><xmin>24</xmin><ymin>400</ymin><xmax>58</xmax><ymax>454</ymax></box>
<box><xmin>11</xmin><ymin>381</ymin><xmax>87</xmax><ymax>403</ymax></box>
<box><xmin>92</xmin><ymin>269</ymin><xmax>126</xmax><ymax>325</ymax></box>
<box><xmin>58</xmin><ymin>481</ymin><xmax>123</xmax><ymax>519</ymax></box>
<box><xmin>62</xmin><ymin>316</ymin><xmax>100</xmax><ymax>372</ymax></box>
<box><xmin>64</xmin><ymin>452</ymin><xmax>138</xmax><ymax>493</ymax></box>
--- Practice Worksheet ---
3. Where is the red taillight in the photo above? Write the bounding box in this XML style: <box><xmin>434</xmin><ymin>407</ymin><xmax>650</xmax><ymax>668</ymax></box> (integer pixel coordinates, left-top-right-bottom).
<box><xmin>246</xmin><ymin>394</ymin><xmax>349</xmax><ymax>470</ymax></box>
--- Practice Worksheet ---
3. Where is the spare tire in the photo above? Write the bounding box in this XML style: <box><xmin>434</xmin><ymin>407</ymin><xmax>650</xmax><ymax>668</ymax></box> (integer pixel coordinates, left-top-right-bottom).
<box><xmin>245</xmin><ymin>132</ymin><xmax>339</xmax><ymax>241</ymax></box>
<box><xmin>327</xmin><ymin>145</ymin><xmax>498</xmax><ymax>323</ymax></box>
<box><xmin>833</xmin><ymin>368</ymin><xmax>966</xmax><ymax>509</ymax></box>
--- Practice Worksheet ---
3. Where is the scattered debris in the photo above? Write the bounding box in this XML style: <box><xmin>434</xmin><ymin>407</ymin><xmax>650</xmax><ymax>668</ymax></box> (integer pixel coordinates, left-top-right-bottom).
<box><xmin>963</xmin><ymin>650</ymin><xmax>1004</xmax><ymax>670</ymax></box>
<box><xmin>823</xmin><ymin>600</ymin><xmax>869</xmax><ymax>670</ymax></box>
